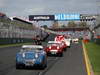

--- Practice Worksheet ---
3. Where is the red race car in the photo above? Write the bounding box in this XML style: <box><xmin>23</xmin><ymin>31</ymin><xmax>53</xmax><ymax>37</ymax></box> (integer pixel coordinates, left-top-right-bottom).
<box><xmin>55</xmin><ymin>35</ymin><xmax>67</xmax><ymax>51</ymax></box>
<box><xmin>45</xmin><ymin>41</ymin><xmax>64</xmax><ymax>56</ymax></box>
<box><xmin>60</xmin><ymin>41</ymin><xmax>67</xmax><ymax>51</ymax></box>
<box><xmin>54</xmin><ymin>35</ymin><xmax>65</xmax><ymax>42</ymax></box>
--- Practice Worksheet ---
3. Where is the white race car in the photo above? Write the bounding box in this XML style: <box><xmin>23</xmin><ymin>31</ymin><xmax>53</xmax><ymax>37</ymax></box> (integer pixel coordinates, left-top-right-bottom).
<box><xmin>64</xmin><ymin>39</ymin><xmax>71</xmax><ymax>48</ymax></box>
<box><xmin>72</xmin><ymin>38</ymin><xmax>79</xmax><ymax>43</ymax></box>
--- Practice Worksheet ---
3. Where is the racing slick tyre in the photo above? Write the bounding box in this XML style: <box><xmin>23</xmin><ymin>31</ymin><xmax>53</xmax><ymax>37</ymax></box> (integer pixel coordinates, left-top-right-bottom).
<box><xmin>47</xmin><ymin>53</ymin><xmax>51</xmax><ymax>56</ymax></box>
<box><xmin>58</xmin><ymin>52</ymin><xmax>63</xmax><ymax>57</ymax></box>
<box><xmin>16</xmin><ymin>64</ymin><xmax>21</xmax><ymax>69</ymax></box>
<box><xmin>68</xmin><ymin>46</ymin><xmax>70</xmax><ymax>48</ymax></box>
<box><xmin>40</xmin><ymin>59</ymin><xmax>47</xmax><ymax>69</ymax></box>
<box><xmin>64</xmin><ymin>47</ymin><xmax>67</xmax><ymax>51</ymax></box>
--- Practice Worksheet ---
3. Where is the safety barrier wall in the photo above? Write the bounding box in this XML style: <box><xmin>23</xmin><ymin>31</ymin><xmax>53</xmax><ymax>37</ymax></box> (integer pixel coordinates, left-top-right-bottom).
<box><xmin>93</xmin><ymin>38</ymin><xmax>100</xmax><ymax>44</ymax></box>
<box><xmin>0</xmin><ymin>38</ymin><xmax>34</xmax><ymax>45</ymax></box>
<box><xmin>0</xmin><ymin>33</ymin><xmax>49</xmax><ymax>45</ymax></box>
<box><xmin>90</xmin><ymin>37</ymin><xmax>100</xmax><ymax>45</ymax></box>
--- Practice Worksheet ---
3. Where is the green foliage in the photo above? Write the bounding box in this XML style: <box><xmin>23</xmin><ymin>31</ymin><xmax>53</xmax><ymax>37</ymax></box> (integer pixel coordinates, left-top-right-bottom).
<box><xmin>61</xmin><ymin>24</ymin><xmax>66</xmax><ymax>28</ymax></box>
<box><xmin>79</xmin><ymin>22</ymin><xmax>87</xmax><ymax>27</ymax></box>
<box><xmin>67</xmin><ymin>21</ymin><xmax>77</xmax><ymax>27</ymax></box>
<box><xmin>42</xmin><ymin>25</ymin><xmax>48</xmax><ymax>29</ymax></box>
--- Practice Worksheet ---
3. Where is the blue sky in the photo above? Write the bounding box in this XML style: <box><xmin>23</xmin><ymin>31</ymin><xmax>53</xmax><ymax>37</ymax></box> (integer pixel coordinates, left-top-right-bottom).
<box><xmin>0</xmin><ymin>0</ymin><xmax>100</xmax><ymax>26</ymax></box>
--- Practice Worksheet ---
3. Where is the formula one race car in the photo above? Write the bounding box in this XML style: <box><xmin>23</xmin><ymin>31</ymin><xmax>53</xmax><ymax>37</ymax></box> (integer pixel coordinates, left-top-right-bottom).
<box><xmin>16</xmin><ymin>45</ymin><xmax>47</xmax><ymax>69</ymax></box>
<box><xmin>45</xmin><ymin>41</ymin><xmax>64</xmax><ymax>56</ymax></box>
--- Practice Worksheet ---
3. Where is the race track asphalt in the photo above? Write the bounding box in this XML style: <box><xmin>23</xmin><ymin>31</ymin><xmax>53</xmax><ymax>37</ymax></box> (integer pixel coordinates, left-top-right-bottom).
<box><xmin>0</xmin><ymin>34</ymin><xmax>87</xmax><ymax>75</ymax></box>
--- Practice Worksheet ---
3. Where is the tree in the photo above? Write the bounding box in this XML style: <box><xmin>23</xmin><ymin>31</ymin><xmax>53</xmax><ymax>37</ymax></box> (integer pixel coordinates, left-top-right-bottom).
<box><xmin>79</xmin><ymin>22</ymin><xmax>87</xmax><ymax>28</ymax></box>
<box><xmin>61</xmin><ymin>24</ymin><xmax>66</xmax><ymax>28</ymax></box>
<box><xmin>67</xmin><ymin>21</ymin><xmax>77</xmax><ymax>28</ymax></box>
<box><xmin>42</xmin><ymin>25</ymin><xmax>48</xmax><ymax>29</ymax></box>
<box><xmin>52</xmin><ymin>21</ymin><xmax>59</xmax><ymax>28</ymax></box>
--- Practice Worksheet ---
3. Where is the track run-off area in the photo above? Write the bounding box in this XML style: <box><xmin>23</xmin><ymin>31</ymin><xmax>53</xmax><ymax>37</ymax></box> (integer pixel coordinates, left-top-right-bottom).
<box><xmin>0</xmin><ymin>34</ymin><xmax>87</xmax><ymax>75</ymax></box>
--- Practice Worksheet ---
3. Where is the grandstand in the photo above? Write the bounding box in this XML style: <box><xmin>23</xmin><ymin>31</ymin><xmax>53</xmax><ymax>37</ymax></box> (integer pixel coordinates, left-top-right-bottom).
<box><xmin>95</xmin><ymin>15</ymin><xmax>100</xmax><ymax>36</ymax></box>
<box><xmin>0</xmin><ymin>12</ymin><xmax>48</xmax><ymax>44</ymax></box>
<box><xmin>90</xmin><ymin>15</ymin><xmax>100</xmax><ymax>44</ymax></box>
<box><xmin>0</xmin><ymin>13</ymin><xmax>36</xmax><ymax>38</ymax></box>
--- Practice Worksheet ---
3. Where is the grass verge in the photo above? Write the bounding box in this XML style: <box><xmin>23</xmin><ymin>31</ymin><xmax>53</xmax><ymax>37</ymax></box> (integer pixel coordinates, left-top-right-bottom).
<box><xmin>0</xmin><ymin>43</ymin><xmax>33</xmax><ymax>48</ymax></box>
<box><xmin>85</xmin><ymin>42</ymin><xmax>100</xmax><ymax>75</ymax></box>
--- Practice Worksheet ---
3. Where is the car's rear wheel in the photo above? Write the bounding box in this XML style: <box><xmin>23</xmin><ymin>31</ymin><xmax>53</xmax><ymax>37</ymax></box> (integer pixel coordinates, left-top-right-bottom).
<box><xmin>16</xmin><ymin>64</ymin><xmax>21</xmax><ymax>69</ymax></box>
<box><xmin>40</xmin><ymin>59</ymin><xmax>47</xmax><ymax>69</ymax></box>
<box><xmin>64</xmin><ymin>47</ymin><xmax>67</xmax><ymax>51</ymax></box>
<box><xmin>47</xmin><ymin>53</ymin><xmax>51</xmax><ymax>56</ymax></box>
<box><xmin>16</xmin><ymin>63</ymin><xmax>24</xmax><ymax>69</ymax></box>
<box><xmin>68</xmin><ymin>46</ymin><xmax>70</xmax><ymax>48</ymax></box>
<box><xmin>58</xmin><ymin>52</ymin><xmax>63</xmax><ymax>57</ymax></box>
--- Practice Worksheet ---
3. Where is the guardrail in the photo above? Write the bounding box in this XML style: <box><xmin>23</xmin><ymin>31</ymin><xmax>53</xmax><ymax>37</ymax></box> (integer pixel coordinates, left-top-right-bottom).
<box><xmin>0</xmin><ymin>38</ymin><xmax>34</xmax><ymax>45</ymax></box>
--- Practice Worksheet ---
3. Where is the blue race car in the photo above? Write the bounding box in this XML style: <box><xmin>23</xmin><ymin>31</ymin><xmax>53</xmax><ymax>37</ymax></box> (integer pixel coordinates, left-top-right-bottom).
<box><xmin>16</xmin><ymin>45</ymin><xmax>47</xmax><ymax>69</ymax></box>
